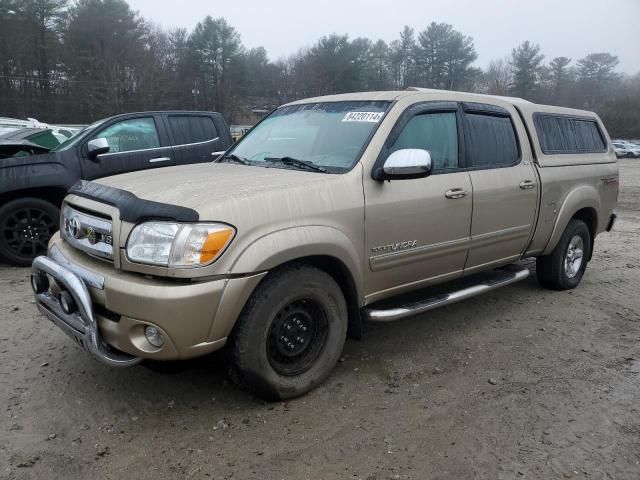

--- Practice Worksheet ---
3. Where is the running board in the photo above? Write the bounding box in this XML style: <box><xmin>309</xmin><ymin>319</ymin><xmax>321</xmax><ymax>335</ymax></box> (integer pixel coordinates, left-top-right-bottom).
<box><xmin>364</xmin><ymin>265</ymin><xmax>530</xmax><ymax>322</ymax></box>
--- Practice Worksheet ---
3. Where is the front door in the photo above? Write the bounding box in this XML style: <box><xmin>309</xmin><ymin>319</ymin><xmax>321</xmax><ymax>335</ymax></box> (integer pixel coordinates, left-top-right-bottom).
<box><xmin>81</xmin><ymin>115</ymin><xmax>173</xmax><ymax>180</ymax></box>
<box><xmin>462</xmin><ymin>104</ymin><xmax>538</xmax><ymax>273</ymax></box>
<box><xmin>364</xmin><ymin>105</ymin><xmax>473</xmax><ymax>303</ymax></box>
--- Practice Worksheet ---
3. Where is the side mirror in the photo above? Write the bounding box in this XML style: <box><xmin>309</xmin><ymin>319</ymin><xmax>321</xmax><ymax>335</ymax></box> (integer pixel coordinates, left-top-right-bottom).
<box><xmin>375</xmin><ymin>148</ymin><xmax>432</xmax><ymax>180</ymax></box>
<box><xmin>87</xmin><ymin>138</ymin><xmax>109</xmax><ymax>159</ymax></box>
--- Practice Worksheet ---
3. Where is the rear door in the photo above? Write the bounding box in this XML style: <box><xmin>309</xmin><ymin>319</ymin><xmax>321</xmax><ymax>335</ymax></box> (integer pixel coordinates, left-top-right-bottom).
<box><xmin>462</xmin><ymin>102</ymin><xmax>538</xmax><ymax>273</ymax></box>
<box><xmin>81</xmin><ymin>114</ymin><xmax>173</xmax><ymax>180</ymax></box>
<box><xmin>165</xmin><ymin>113</ymin><xmax>226</xmax><ymax>165</ymax></box>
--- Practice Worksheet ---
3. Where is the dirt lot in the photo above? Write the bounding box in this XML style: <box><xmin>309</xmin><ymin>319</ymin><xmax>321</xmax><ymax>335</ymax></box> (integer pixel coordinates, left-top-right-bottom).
<box><xmin>1</xmin><ymin>160</ymin><xmax>639</xmax><ymax>480</ymax></box>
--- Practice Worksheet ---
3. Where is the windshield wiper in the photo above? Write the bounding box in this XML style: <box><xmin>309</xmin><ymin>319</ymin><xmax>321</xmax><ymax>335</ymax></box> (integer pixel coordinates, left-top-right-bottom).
<box><xmin>264</xmin><ymin>156</ymin><xmax>327</xmax><ymax>173</ymax></box>
<box><xmin>219</xmin><ymin>153</ymin><xmax>250</xmax><ymax>165</ymax></box>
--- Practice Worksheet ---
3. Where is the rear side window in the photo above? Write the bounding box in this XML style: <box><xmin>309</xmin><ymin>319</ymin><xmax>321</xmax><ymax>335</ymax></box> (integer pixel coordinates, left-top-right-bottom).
<box><xmin>389</xmin><ymin>112</ymin><xmax>459</xmax><ymax>169</ymax></box>
<box><xmin>464</xmin><ymin>113</ymin><xmax>519</xmax><ymax>167</ymax></box>
<box><xmin>168</xmin><ymin>115</ymin><xmax>218</xmax><ymax>145</ymax></box>
<box><xmin>534</xmin><ymin>114</ymin><xmax>606</xmax><ymax>154</ymax></box>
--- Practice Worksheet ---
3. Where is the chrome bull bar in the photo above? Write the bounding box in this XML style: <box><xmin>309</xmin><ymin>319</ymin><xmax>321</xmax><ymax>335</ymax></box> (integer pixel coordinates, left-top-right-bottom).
<box><xmin>32</xmin><ymin>255</ymin><xmax>141</xmax><ymax>367</ymax></box>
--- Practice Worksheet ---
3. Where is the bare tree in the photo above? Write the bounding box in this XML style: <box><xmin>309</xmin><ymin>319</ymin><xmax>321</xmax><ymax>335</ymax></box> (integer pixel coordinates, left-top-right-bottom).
<box><xmin>484</xmin><ymin>58</ymin><xmax>512</xmax><ymax>95</ymax></box>
<box><xmin>389</xmin><ymin>26</ymin><xmax>416</xmax><ymax>89</ymax></box>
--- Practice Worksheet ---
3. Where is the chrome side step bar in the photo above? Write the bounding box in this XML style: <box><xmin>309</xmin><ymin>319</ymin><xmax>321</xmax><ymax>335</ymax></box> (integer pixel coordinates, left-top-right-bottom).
<box><xmin>364</xmin><ymin>265</ymin><xmax>530</xmax><ymax>322</ymax></box>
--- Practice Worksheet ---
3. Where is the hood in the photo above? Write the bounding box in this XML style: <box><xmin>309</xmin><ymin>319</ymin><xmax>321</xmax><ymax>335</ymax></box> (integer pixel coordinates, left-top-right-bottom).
<box><xmin>89</xmin><ymin>161</ymin><xmax>364</xmax><ymax>277</ymax></box>
<box><xmin>95</xmin><ymin>162</ymin><xmax>338</xmax><ymax>218</ymax></box>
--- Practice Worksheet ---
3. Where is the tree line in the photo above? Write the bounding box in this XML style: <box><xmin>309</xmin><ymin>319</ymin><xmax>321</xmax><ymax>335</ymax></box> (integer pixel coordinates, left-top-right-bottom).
<box><xmin>1</xmin><ymin>0</ymin><xmax>639</xmax><ymax>137</ymax></box>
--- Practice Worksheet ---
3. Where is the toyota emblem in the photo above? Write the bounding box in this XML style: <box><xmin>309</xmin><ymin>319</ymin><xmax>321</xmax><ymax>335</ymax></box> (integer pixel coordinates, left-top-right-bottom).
<box><xmin>68</xmin><ymin>217</ymin><xmax>81</xmax><ymax>239</ymax></box>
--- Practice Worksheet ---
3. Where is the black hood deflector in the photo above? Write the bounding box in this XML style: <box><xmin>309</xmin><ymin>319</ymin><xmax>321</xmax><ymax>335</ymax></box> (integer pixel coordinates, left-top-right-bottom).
<box><xmin>68</xmin><ymin>180</ymin><xmax>199</xmax><ymax>223</ymax></box>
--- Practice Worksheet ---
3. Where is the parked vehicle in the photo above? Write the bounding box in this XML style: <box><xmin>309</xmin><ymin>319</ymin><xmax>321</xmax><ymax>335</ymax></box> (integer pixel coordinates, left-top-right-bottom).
<box><xmin>0</xmin><ymin>111</ymin><xmax>232</xmax><ymax>265</ymax></box>
<box><xmin>612</xmin><ymin>141</ymin><xmax>639</xmax><ymax>158</ymax></box>
<box><xmin>0</xmin><ymin>117</ymin><xmax>82</xmax><ymax>141</ymax></box>
<box><xmin>612</xmin><ymin>142</ymin><xmax>632</xmax><ymax>158</ymax></box>
<box><xmin>30</xmin><ymin>90</ymin><xmax>618</xmax><ymax>400</ymax></box>
<box><xmin>621</xmin><ymin>142</ymin><xmax>640</xmax><ymax>158</ymax></box>
<box><xmin>0</xmin><ymin>126</ymin><xmax>63</xmax><ymax>148</ymax></box>
<box><xmin>0</xmin><ymin>128</ymin><xmax>61</xmax><ymax>159</ymax></box>
<box><xmin>0</xmin><ymin>116</ymin><xmax>50</xmax><ymax>130</ymax></box>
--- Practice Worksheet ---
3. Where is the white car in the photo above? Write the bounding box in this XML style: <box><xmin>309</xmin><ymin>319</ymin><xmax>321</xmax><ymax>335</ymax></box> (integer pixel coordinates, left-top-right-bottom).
<box><xmin>612</xmin><ymin>142</ymin><xmax>638</xmax><ymax>158</ymax></box>
<box><xmin>622</xmin><ymin>143</ymin><xmax>640</xmax><ymax>158</ymax></box>
<box><xmin>627</xmin><ymin>143</ymin><xmax>640</xmax><ymax>157</ymax></box>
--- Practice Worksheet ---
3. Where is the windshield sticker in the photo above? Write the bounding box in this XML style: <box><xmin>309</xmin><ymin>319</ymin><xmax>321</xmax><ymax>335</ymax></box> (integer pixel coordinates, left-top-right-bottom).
<box><xmin>342</xmin><ymin>111</ymin><xmax>384</xmax><ymax>123</ymax></box>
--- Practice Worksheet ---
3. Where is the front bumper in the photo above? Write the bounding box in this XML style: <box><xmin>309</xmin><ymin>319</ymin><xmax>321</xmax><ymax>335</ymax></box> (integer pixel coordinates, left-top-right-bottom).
<box><xmin>32</xmin><ymin>255</ymin><xmax>142</xmax><ymax>367</ymax></box>
<box><xmin>32</xmin><ymin>236</ymin><xmax>266</xmax><ymax>365</ymax></box>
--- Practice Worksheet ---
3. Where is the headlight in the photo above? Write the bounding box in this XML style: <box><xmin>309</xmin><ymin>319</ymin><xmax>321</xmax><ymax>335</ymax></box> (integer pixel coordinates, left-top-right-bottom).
<box><xmin>126</xmin><ymin>222</ymin><xmax>235</xmax><ymax>267</ymax></box>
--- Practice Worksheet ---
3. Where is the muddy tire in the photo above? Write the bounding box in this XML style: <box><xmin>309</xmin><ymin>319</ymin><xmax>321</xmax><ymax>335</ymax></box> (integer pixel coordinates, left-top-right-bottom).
<box><xmin>227</xmin><ymin>263</ymin><xmax>348</xmax><ymax>400</ymax></box>
<box><xmin>536</xmin><ymin>219</ymin><xmax>591</xmax><ymax>290</ymax></box>
<box><xmin>0</xmin><ymin>197</ymin><xmax>59</xmax><ymax>266</ymax></box>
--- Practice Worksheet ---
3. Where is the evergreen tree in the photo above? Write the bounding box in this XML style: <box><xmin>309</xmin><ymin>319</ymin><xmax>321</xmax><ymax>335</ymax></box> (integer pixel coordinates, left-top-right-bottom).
<box><xmin>509</xmin><ymin>40</ymin><xmax>544</xmax><ymax>98</ymax></box>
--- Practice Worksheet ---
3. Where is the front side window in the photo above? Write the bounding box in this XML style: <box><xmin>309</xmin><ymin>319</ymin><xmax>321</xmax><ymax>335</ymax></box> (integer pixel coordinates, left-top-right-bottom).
<box><xmin>91</xmin><ymin>117</ymin><xmax>160</xmax><ymax>154</ymax></box>
<box><xmin>389</xmin><ymin>112</ymin><xmax>459</xmax><ymax>170</ymax></box>
<box><xmin>228</xmin><ymin>101</ymin><xmax>390</xmax><ymax>172</ymax></box>
<box><xmin>465</xmin><ymin>113</ymin><xmax>519</xmax><ymax>167</ymax></box>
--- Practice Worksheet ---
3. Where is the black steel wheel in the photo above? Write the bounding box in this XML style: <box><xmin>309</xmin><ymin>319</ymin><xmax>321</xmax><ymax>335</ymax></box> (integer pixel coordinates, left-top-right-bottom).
<box><xmin>266</xmin><ymin>298</ymin><xmax>329</xmax><ymax>376</ymax></box>
<box><xmin>0</xmin><ymin>198</ymin><xmax>59</xmax><ymax>266</ymax></box>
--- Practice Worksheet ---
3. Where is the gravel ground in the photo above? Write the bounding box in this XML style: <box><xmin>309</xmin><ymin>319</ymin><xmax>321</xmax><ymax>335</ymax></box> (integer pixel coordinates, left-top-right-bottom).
<box><xmin>1</xmin><ymin>159</ymin><xmax>639</xmax><ymax>480</ymax></box>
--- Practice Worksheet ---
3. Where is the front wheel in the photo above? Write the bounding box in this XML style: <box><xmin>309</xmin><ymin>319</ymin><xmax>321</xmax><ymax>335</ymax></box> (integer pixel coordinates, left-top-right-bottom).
<box><xmin>536</xmin><ymin>218</ymin><xmax>591</xmax><ymax>290</ymax></box>
<box><xmin>0</xmin><ymin>198</ymin><xmax>59</xmax><ymax>266</ymax></box>
<box><xmin>227</xmin><ymin>263</ymin><xmax>348</xmax><ymax>400</ymax></box>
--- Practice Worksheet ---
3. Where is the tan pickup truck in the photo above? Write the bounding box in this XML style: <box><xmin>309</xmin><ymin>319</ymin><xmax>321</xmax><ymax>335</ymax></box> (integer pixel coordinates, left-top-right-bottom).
<box><xmin>31</xmin><ymin>89</ymin><xmax>618</xmax><ymax>399</ymax></box>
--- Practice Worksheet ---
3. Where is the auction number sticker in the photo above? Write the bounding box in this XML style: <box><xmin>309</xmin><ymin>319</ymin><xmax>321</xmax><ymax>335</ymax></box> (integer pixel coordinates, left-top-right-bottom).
<box><xmin>342</xmin><ymin>111</ymin><xmax>384</xmax><ymax>123</ymax></box>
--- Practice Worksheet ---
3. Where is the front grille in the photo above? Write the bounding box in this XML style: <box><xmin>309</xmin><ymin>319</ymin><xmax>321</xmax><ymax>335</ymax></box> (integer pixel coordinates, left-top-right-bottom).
<box><xmin>61</xmin><ymin>204</ymin><xmax>114</xmax><ymax>261</ymax></box>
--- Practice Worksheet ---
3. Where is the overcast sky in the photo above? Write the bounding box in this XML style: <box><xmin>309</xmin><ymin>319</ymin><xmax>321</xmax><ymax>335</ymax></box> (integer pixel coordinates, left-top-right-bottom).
<box><xmin>128</xmin><ymin>0</ymin><xmax>640</xmax><ymax>74</ymax></box>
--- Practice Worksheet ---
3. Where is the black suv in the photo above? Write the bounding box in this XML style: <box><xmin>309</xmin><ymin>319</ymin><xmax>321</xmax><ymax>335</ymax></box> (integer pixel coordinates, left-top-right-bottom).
<box><xmin>0</xmin><ymin>111</ymin><xmax>232</xmax><ymax>265</ymax></box>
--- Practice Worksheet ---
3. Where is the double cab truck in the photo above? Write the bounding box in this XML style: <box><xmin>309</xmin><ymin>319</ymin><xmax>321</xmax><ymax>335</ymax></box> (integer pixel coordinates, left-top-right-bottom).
<box><xmin>30</xmin><ymin>89</ymin><xmax>618</xmax><ymax>400</ymax></box>
<box><xmin>0</xmin><ymin>111</ymin><xmax>232</xmax><ymax>266</ymax></box>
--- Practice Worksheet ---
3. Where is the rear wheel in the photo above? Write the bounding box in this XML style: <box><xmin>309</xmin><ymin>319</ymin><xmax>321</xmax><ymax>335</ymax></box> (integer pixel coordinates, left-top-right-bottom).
<box><xmin>536</xmin><ymin>218</ymin><xmax>591</xmax><ymax>290</ymax></box>
<box><xmin>0</xmin><ymin>198</ymin><xmax>59</xmax><ymax>266</ymax></box>
<box><xmin>227</xmin><ymin>263</ymin><xmax>348</xmax><ymax>400</ymax></box>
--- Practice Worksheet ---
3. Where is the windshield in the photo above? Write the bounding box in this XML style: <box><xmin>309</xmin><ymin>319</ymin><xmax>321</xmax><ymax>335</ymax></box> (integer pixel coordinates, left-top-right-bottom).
<box><xmin>226</xmin><ymin>101</ymin><xmax>390</xmax><ymax>172</ymax></box>
<box><xmin>53</xmin><ymin>119</ymin><xmax>106</xmax><ymax>152</ymax></box>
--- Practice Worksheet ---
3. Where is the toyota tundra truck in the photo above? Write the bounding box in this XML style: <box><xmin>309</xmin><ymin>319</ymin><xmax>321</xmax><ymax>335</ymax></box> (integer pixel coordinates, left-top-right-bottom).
<box><xmin>30</xmin><ymin>89</ymin><xmax>619</xmax><ymax>400</ymax></box>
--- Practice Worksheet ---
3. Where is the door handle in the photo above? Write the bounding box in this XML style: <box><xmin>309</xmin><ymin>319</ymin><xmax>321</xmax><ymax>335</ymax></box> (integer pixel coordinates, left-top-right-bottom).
<box><xmin>519</xmin><ymin>180</ymin><xmax>536</xmax><ymax>190</ymax></box>
<box><xmin>149</xmin><ymin>157</ymin><xmax>171</xmax><ymax>163</ymax></box>
<box><xmin>445</xmin><ymin>188</ymin><xmax>468</xmax><ymax>199</ymax></box>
